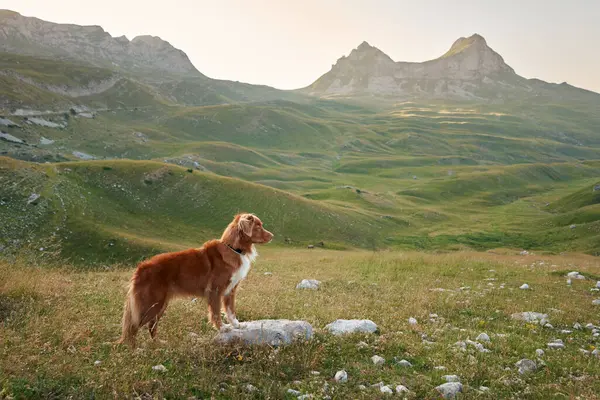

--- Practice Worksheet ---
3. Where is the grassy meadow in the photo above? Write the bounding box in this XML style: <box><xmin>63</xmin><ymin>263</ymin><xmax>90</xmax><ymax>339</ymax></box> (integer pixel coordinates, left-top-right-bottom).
<box><xmin>2</xmin><ymin>249</ymin><xmax>600</xmax><ymax>399</ymax></box>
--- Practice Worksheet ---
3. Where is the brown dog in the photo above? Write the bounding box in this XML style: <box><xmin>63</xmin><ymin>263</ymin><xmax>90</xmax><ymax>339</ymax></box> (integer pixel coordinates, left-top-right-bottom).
<box><xmin>118</xmin><ymin>213</ymin><xmax>273</xmax><ymax>347</ymax></box>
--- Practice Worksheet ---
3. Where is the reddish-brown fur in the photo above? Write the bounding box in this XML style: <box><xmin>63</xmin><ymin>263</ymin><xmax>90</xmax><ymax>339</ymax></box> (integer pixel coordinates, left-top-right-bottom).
<box><xmin>118</xmin><ymin>213</ymin><xmax>273</xmax><ymax>347</ymax></box>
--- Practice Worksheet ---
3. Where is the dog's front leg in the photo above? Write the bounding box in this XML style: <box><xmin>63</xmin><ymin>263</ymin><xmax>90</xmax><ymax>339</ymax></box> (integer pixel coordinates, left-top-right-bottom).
<box><xmin>223</xmin><ymin>286</ymin><xmax>240</xmax><ymax>328</ymax></box>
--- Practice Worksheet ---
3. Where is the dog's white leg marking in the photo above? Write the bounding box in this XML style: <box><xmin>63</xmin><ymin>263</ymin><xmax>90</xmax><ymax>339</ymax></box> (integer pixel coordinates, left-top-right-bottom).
<box><xmin>226</xmin><ymin>308</ymin><xmax>240</xmax><ymax>328</ymax></box>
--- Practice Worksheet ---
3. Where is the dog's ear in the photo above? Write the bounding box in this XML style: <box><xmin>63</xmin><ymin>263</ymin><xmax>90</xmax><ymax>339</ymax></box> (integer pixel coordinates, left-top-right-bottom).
<box><xmin>238</xmin><ymin>214</ymin><xmax>254</xmax><ymax>237</ymax></box>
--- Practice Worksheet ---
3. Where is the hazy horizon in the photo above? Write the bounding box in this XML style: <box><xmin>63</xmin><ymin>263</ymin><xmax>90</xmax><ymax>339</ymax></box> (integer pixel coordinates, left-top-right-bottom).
<box><xmin>3</xmin><ymin>0</ymin><xmax>600</xmax><ymax>93</ymax></box>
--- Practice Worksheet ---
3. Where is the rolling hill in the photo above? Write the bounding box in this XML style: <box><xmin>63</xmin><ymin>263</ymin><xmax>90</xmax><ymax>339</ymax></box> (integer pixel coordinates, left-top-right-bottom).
<box><xmin>1</xmin><ymin>10</ymin><xmax>599</xmax><ymax>260</ymax></box>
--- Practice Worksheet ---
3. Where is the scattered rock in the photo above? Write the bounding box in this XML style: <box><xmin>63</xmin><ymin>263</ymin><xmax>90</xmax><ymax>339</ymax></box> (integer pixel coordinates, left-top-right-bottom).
<box><xmin>40</xmin><ymin>136</ymin><xmax>55</xmax><ymax>145</ymax></box>
<box><xmin>370</xmin><ymin>355</ymin><xmax>385</xmax><ymax>366</ymax></box>
<box><xmin>310</xmin><ymin>371</ymin><xmax>320</xmax><ymax>376</ymax></box>
<box><xmin>94</xmin><ymin>360</ymin><xmax>101</xmax><ymax>366</ymax></box>
<box><xmin>567</xmin><ymin>271</ymin><xmax>586</xmax><ymax>280</ymax></box>
<box><xmin>307</xmin><ymin>245</ymin><xmax>314</xmax><ymax>249</ymax></box>
<box><xmin>334</xmin><ymin>370</ymin><xmax>348</xmax><ymax>383</ymax></box>
<box><xmin>547</xmin><ymin>339</ymin><xmax>565</xmax><ymax>350</ymax></box>
<box><xmin>396</xmin><ymin>385</ymin><xmax>409</xmax><ymax>395</ymax></box>
<box><xmin>408</xmin><ymin>317</ymin><xmax>418</xmax><ymax>325</ymax></box>
<box><xmin>72</xmin><ymin>151</ymin><xmax>96</xmax><ymax>160</ymax></box>
<box><xmin>245</xmin><ymin>384</ymin><xmax>257</xmax><ymax>393</ymax></box>
<box><xmin>356</xmin><ymin>341</ymin><xmax>369</xmax><ymax>349</ymax></box>
<box><xmin>594</xmin><ymin>185</ymin><xmax>600</xmax><ymax>192</ymax></box>
<box><xmin>442</xmin><ymin>375</ymin><xmax>460</xmax><ymax>382</ymax></box>
<box><xmin>297</xmin><ymin>395</ymin><xmax>313</xmax><ymax>400</ymax></box>
<box><xmin>592</xmin><ymin>299</ymin><xmax>600</xmax><ymax>306</ymax></box>
<box><xmin>28</xmin><ymin>117</ymin><xmax>64</xmax><ymax>128</ymax></box>
<box><xmin>264</xmin><ymin>272</ymin><xmax>273</xmax><ymax>276</ymax></box>
<box><xmin>535</xmin><ymin>349</ymin><xmax>545</xmax><ymax>357</ymax></box>
<box><xmin>520</xmin><ymin>250</ymin><xmax>529</xmax><ymax>256</ymax></box>
<box><xmin>519</xmin><ymin>283</ymin><xmax>530</xmax><ymax>290</ymax></box>
<box><xmin>0</xmin><ymin>117</ymin><xmax>19</xmax><ymax>127</ymax></box>
<box><xmin>434</xmin><ymin>366</ymin><xmax>447</xmax><ymax>370</ymax></box>
<box><xmin>567</xmin><ymin>279</ymin><xmax>572</xmax><ymax>286</ymax></box>
<box><xmin>325</xmin><ymin>319</ymin><xmax>378</xmax><ymax>335</ymax></box>
<box><xmin>296</xmin><ymin>279</ymin><xmax>320</xmax><ymax>290</ymax></box>
<box><xmin>287</xmin><ymin>389</ymin><xmax>301</xmax><ymax>396</ymax></box>
<box><xmin>479</xmin><ymin>386</ymin><xmax>490</xmax><ymax>392</ymax></box>
<box><xmin>27</xmin><ymin>193</ymin><xmax>40</xmax><ymax>204</ymax></box>
<box><xmin>214</xmin><ymin>319</ymin><xmax>313</xmax><ymax>346</ymax></box>
<box><xmin>395</xmin><ymin>359</ymin><xmax>413</xmax><ymax>368</ymax></box>
<box><xmin>574</xmin><ymin>323</ymin><xmax>582</xmax><ymax>330</ymax></box>
<box><xmin>436</xmin><ymin>382</ymin><xmax>463</xmax><ymax>399</ymax></box>
<box><xmin>515</xmin><ymin>359</ymin><xmax>537</xmax><ymax>375</ymax></box>
<box><xmin>380</xmin><ymin>385</ymin><xmax>393</xmax><ymax>394</ymax></box>
<box><xmin>570</xmin><ymin>224</ymin><xmax>577</xmax><ymax>229</ymax></box>
<box><xmin>0</xmin><ymin>131</ymin><xmax>24</xmax><ymax>144</ymax></box>
<box><xmin>511</xmin><ymin>312</ymin><xmax>548</xmax><ymax>324</ymax></box>
<box><xmin>476</xmin><ymin>333</ymin><xmax>491</xmax><ymax>342</ymax></box>
<box><xmin>358</xmin><ymin>385</ymin><xmax>367</xmax><ymax>390</ymax></box>
<box><xmin>152</xmin><ymin>364</ymin><xmax>167</xmax><ymax>373</ymax></box>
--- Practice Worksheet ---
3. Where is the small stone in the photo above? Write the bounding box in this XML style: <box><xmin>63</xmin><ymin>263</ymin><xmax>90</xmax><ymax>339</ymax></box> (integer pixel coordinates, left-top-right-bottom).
<box><xmin>454</xmin><ymin>341</ymin><xmax>467</xmax><ymax>350</ymax></box>
<box><xmin>580</xmin><ymin>349</ymin><xmax>591</xmax><ymax>356</ymax></box>
<box><xmin>596</xmin><ymin>281</ymin><xmax>600</xmax><ymax>288</ymax></box>
<box><xmin>436</xmin><ymin>382</ymin><xmax>463</xmax><ymax>399</ymax></box>
<box><xmin>511</xmin><ymin>312</ymin><xmax>548</xmax><ymax>324</ymax></box>
<box><xmin>442</xmin><ymin>375</ymin><xmax>460</xmax><ymax>382</ymax></box>
<box><xmin>570</xmin><ymin>224</ymin><xmax>577</xmax><ymax>229</ymax></box>
<box><xmin>380</xmin><ymin>385</ymin><xmax>393</xmax><ymax>394</ymax></box>
<box><xmin>334</xmin><ymin>370</ymin><xmax>348</xmax><ymax>383</ymax></box>
<box><xmin>371</xmin><ymin>355</ymin><xmax>385</xmax><ymax>366</ymax></box>
<box><xmin>358</xmin><ymin>385</ymin><xmax>367</xmax><ymax>390</ymax></box>
<box><xmin>567</xmin><ymin>279</ymin><xmax>572</xmax><ymax>286</ymax></box>
<box><xmin>592</xmin><ymin>299</ymin><xmax>600</xmax><ymax>305</ymax></box>
<box><xmin>396</xmin><ymin>385</ymin><xmax>409</xmax><ymax>394</ymax></box>
<box><xmin>152</xmin><ymin>364</ymin><xmax>167</xmax><ymax>373</ymax></box>
<box><xmin>310</xmin><ymin>371</ymin><xmax>320</xmax><ymax>376</ymax></box>
<box><xmin>245</xmin><ymin>384</ymin><xmax>257</xmax><ymax>393</ymax></box>
<box><xmin>592</xmin><ymin>349</ymin><xmax>600</xmax><ymax>357</ymax></box>
<box><xmin>264</xmin><ymin>272</ymin><xmax>273</xmax><ymax>276</ymax></box>
<box><xmin>408</xmin><ymin>317</ymin><xmax>418</xmax><ymax>325</ymax></box>
<box><xmin>396</xmin><ymin>359</ymin><xmax>412</xmax><ymax>368</ymax></box>
<box><xmin>479</xmin><ymin>386</ymin><xmax>490</xmax><ymax>392</ymax></box>
<box><xmin>574</xmin><ymin>323</ymin><xmax>582</xmax><ymax>330</ymax></box>
<box><xmin>296</xmin><ymin>279</ymin><xmax>320</xmax><ymax>290</ymax></box>
<box><xmin>286</xmin><ymin>389</ymin><xmax>301</xmax><ymax>396</ymax></box>
<box><xmin>476</xmin><ymin>333</ymin><xmax>491</xmax><ymax>342</ymax></box>
<box><xmin>94</xmin><ymin>360</ymin><xmax>101</xmax><ymax>366</ymax></box>
<box><xmin>326</xmin><ymin>319</ymin><xmax>378</xmax><ymax>335</ymax></box>
<box><xmin>519</xmin><ymin>284</ymin><xmax>530</xmax><ymax>290</ymax></box>
<box><xmin>434</xmin><ymin>366</ymin><xmax>447</xmax><ymax>370</ymax></box>
<box><xmin>515</xmin><ymin>359</ymin><xmax>537</xmax><ymax>375</ymax></box>
<box><xmin>560</xmin><ymin>330</ymin><xmax>573</xmax><ymax>334</ymax></box>
<box><xmin>535</xmin><ymin>349</ymin><xmax>545</xmax><ymax>357</ymax></box>
<box><xmin>27</xmin><ymin>193</ymin><xmax>40</xmax><ymax>204</ymax></box>
<box><xmin>547</xmin><ymin>340</ymin><xmax>565</xmax><ymax>350</ymax></box>
<box><xmin>371</xmin><ymin>382</ymin><xmax>385</xmax><ymax>388</ymax></box>
<box><xmin>586</xmin><ymin>323</ymin><xmax>596</xmax><ymax>330</ymax></box>
<box><xmin>356</xmin><ymin>341</ymin><xmax>369</xmax><ymax>349</ymax></box>
<box><xmin>297</xmin><ymin>395</ymin><xmax>313</xmax><ymax>400</ymax></box>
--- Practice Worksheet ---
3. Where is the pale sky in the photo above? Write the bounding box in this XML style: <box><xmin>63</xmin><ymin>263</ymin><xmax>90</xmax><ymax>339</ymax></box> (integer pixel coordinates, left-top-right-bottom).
<box><xmin>2</xmin><ymin>0</ymin><xmax>600</xmax><ymax>92</ymax></box>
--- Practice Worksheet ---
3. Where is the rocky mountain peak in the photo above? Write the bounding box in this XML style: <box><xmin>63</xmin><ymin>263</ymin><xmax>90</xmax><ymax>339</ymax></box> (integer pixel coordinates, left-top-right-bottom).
<box><xmin>0</xmin><ymin>9</ymin><xmax>199</xmax><ymax>76</ymax></box>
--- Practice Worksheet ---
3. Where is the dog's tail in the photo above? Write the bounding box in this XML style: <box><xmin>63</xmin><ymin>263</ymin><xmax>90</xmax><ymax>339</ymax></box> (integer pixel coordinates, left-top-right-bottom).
<box><xmin>117</xmin><ymin>283</ymin><xmax>140</xmax><ymax>347</ymax></box>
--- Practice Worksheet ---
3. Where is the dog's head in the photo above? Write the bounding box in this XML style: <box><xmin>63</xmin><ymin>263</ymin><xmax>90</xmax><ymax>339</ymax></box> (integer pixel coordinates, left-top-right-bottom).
<box><xmin>235</xmin><ymin>213</ymin><xmax>273</xmax><ymax>244</ymax></box>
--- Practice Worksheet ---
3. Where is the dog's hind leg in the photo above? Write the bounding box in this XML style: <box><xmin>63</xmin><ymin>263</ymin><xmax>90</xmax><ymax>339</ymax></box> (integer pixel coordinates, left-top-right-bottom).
<box><xmin>148</xmin><ymin>301</ymin><xmax>168</xmax><ymax>339</ymax></box>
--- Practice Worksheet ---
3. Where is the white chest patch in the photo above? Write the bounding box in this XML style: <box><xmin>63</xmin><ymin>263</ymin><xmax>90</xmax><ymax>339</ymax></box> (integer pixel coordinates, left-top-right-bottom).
<box><xmin>224</xmin><ymin>246</ymin><xmax>257</xmax><ymax>295</ymax></box>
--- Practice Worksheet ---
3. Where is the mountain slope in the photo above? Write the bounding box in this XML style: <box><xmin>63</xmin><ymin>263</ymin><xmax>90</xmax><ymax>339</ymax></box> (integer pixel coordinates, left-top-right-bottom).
<box><xmin>302</xmin><ymin>34</ymin><xmax>600</xmax><ymax>102</ymax></box>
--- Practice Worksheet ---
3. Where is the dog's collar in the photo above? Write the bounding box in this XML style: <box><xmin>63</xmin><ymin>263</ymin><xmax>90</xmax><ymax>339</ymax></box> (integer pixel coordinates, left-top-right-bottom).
<box><xmin>226</xmin><ymin>243</ymin><xmax>244</xmax><ymax>255</ymax></box>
